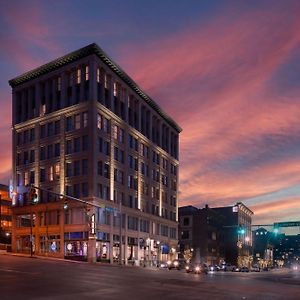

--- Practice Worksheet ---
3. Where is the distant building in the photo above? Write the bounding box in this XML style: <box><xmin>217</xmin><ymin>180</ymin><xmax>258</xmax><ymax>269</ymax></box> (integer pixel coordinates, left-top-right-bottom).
<box><xmin>252</xmin><ymin>228</ymin><xmax>273</xmax><ymax>268</ymax></box>
<box><xmin>9</xmin><ymin>43</ymin><xmax>181</xmax><ymax>264</ymax></box>
<box><xmin>253</xmin><ymin>225</ymin><xmax>300</xmax><ymax>268</ymax></box>
<box><xmin>0</xmin><ymin>184</ymin><xmax>12</xmax><ymax>244</ymax></box>
<box><xmin>179</xmin><ymin>202</ymin><xmax>253</xmax><ymax>267</ymax></box>
<box><xmin>179</xmin><ymin>205</ymin><xmax>225</xmax><ymax>265</ymax></box>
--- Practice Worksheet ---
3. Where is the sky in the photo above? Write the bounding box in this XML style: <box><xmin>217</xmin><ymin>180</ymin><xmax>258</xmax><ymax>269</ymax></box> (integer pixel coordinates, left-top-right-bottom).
<box><xmin>1</xmin><ymin>0</ymin><xmax>300</xmax><ymax>224</ymax></box>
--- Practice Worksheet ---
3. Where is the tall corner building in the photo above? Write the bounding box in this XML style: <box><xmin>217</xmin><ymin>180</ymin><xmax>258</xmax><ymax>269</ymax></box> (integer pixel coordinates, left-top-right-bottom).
<box><xmin>9</xmin><ymin>43</ymin><xmax>181</xmax><ymax>264</ymax></box>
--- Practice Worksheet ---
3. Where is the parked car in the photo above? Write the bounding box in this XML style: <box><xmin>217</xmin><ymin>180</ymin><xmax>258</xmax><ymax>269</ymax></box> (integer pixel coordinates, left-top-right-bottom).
<box><xmin>223</xmin><ymin>264</ymin><xmax>236</xmax><ymax>272</ymax></box>
<box><xmin>240</xmin><ymin>267</ymin><xmax>249</xmax><ymax>272</ymax></box>
<box><xmin>250</xmin><ymin>266</ymin><xmax>260</xmax><ymax>272</ymax></box>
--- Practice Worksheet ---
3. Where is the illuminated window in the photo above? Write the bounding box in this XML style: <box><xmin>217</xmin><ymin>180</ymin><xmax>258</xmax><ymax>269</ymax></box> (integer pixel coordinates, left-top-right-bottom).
<box><xmin>76</xmin><ymin>68</ymin><xmax>81</xmax><ymax>84</ymax></box>
<box><xmin>96</xmin><ymin>68</ymin><xmax>100</xmax><ymax>83</ymax></box>
<box><xmin>49</xmin><ymin>166</ymin><xmax>54</xmax><ymax>181</ymax></box>
<box><xmin>85</xmin><ymin>65</ymin><xmax>89</xmax><ymax>81</ymax></box>
<box><xmin>113</xmin><ymin>125</ymin><xmax>118</xmax><ymax>140</ymax></box>
<box><xmin>97</xmin><ymin>113</ymin><xmax>102</xmax><ymax>130</ymax></box>
<box><xmin>57</xmin><ymin>77</ymin><xmax>61</xmax><ymax>91</ymax></box>
<box><xmin>113</xmin><ymin>82</ymin><xmax>118</xmax><ymax>96</ymax></box>
<box><xmin>104</xmin><ymin>74</ymin><xmax>108</xmax><ymax>89</ymax></box>
<box><xmin>40</xmin><ymin>104</ymin><xmax>46</xmax><ymax>116</ymax></box>
<box><xmin>83</xmin><ymin>112</ymin><xmax>88</xmax><ymax>128</ymax></box>
<box><xmin>24</xmin><ymin>171</ymin><xmax>29</xmax><ymax>186</ymax></box>
<box><xmin>75</xmin><ymin>114</ymin><xmax>81</xmax><ymax>129</ymax></box>
<box><xmin>55</xmin><ymin>163</ymin><xmax>60</xmax><ymax>179</ymax></box>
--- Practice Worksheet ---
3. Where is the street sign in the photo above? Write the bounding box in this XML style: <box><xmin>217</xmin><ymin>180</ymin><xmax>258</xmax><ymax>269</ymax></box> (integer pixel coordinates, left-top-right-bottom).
<box><xmin>274</xmin><ymin>221</ymin><xmax>300</xmax><ymax>228</ymax></box>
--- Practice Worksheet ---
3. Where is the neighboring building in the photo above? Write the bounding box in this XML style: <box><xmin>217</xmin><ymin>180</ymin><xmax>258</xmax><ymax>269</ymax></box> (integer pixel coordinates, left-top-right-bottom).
<box><xmin>179</xmin><ymin>202</ymin><xmax>254</xmax><ymax>268</ymax></box>
<box><xmin>179</xmin><ymin>205</ymin><xmax>225</xmax><ymax>265</ymax></box>
<box><xmin>9</xmin><ymin>43</ymin><xmax>181</xmax><ymax>264</ymax></box>
<box><xmin>0</xmin><ymin>184</ymin><xmax>12</xmax><ymax>244</ymax></box>
<box><xmin>213</xmin><ymin>202</ymin><xmax>253</xmax><ymax>267</ymax></box>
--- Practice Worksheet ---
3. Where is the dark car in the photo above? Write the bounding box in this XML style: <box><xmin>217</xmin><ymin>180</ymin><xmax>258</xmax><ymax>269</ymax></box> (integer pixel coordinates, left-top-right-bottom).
<box><xmin>240</xmin><ymin>267</ymin><xmax>249</xmax><ymax>272</ymax></box>
<box><xmin>167</xmin><ymin>260</ymin><xmax>183</xmax><ymax>270</ymax></box>
<box><xmin>185</xmin><ymin>264</ymin><xmax>208</xmax><ymax>274</ymax></box>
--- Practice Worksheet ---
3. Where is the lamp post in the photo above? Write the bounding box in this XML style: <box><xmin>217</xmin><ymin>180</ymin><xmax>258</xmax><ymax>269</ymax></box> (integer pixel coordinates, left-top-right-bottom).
<box><xmin>156</xmin><ymin>241</ymin><xmax>160</xmax><ymax>267</ymax></box>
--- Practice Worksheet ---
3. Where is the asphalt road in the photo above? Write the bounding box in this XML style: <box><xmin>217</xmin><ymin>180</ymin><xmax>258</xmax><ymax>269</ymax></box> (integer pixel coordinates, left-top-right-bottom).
<box><xmin>0</xmin><ymin>255</ymin><xmax>299</xmax><ymax>300</ymax></box>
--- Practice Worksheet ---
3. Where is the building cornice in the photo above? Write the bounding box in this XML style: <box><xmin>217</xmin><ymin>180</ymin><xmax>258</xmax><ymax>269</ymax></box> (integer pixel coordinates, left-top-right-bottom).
<box><xmin>9</xmin><ymin>43</ymin><xmax>182</xmax><ymax>133</ymax></box>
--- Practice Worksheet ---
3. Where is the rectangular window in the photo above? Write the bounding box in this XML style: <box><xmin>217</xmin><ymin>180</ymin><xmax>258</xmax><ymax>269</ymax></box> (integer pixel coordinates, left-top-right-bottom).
<box><xmin>97</xmin><ymin>161</ymin><xmax>103</xmax><ymax>176</ymax></box>
<box><xmin>66</xmin><ymin>116</ymin><xmax>73</xmax><ymax>131</ymax></box>
<box><xmin>104</xmin><ymin>74</ymin><xmax>108</xmax><ymax>89</ymax></box>
<box><xmin>83</xmin><ymin>112</ymin><xmax>88</xmax><ymax>128</ymax></box>
<box><xmin>96</xmin><ymin>68</ymin><xmax>100</xmax><ymax>83</ymax></box>
<box><xmin>30</xmin><ymin>128</ymin><xmax>35</xmax><ymax>141</ymax></box>
<box><xmin>30</xmin><ymin>150</ymin><xmax>35</xmax><ymax>163</ymax></box>
<box><xmin>57</xmin><ymin>76</ymin><xmax>61</xmax><ymax>91</ymax></box>
<box><xmin>55</xmin><ymin>163</ymin><xmax>60</xmax><ymax>179</ymax></box>
<box><xmin>40</xmin><ymin>124</ymin><xmax>46</xmax><ymax>138</ymax></box>
<box><xmin>97</xmin><ymin>113</ymin><xmax>102</xmax><ymax>130</ymax></box>
<box><xmin>74</xmin><ymin>160</ymin><xmax>80</xmax><ymax>176</ymax></box>
<box><xmin>47</xmin><ymin>144</ymin><xmax>53</xmax><ymax>159</ymax></box>
<box><xmin>82</xmin><ymin>183</ymin><xmax>88</xmax><ymax>197</ymax></box>
<box><xmin>82</xmin><ymin>135</ymin><xmax>88</xmax><ymax>151</ymax></box>
<box><xmin>103</xmin><ymin>118</ymin><xmax>109</xmax><ymax>133</ymax></box>
<box><xmin>113</xmin><ymin>82</ymin><xmax>118</xmax><ymax>96</ymax></box>
<box><xmin>113</xmin><ymin>125</ymin><xmax>118</xmax><ymax>140</ymax></box>
<box><xmin>49</xmin><ymin>166</ymin><xmax>54</xmax><ymax>181</ymax></box>
<box><xmin>82</xmin><ymin>159</ymin><xmax>88</xmax><ymax>175</ymax></box>
<box><xmin>54</xmin><ymin>120</ymin><xmax>60</xmax><ymax>135</ymax></box>
<box><xmin>40</xmin><ymin>146</ymin><xmax>46</xmax><ymax>160</ymax></box>
<box><xmin>55</xmin><ymin>143</ymin><xmax>60</xmax><ymax>157</ymax></box>
<box><xmin>24</xmin><ymin>171</ymin><xmax>29</xmax><ymax>186</ymax></box>
<box><xmin>74</xmin><ymin>137</ymin><xmax>80</xmax><ymax>152</ymax></box>
<box><xmin>66</xmin><ymin>162</ymin><xmax>72</xmax><ymax>177</ymax></box>
<box><xmin>30</xmin><ymin>171</ymin><xmax>35</xmax><ymax>184</ymax></box>
<box><xmin>66</xmin><ymin>140</ymin><xmax>72</xmax><ymax>154</ymax></box>
<box><xmin>75</xmin><ymin>114</ymin><xmax>81</xmax><ymax>130</ymax></box>
<box><xmin>85</xmin><ymin>65</ymin><xmax>89</xmax><ymax>81</ymax></box>
<box><xmin>40</xmin><ymin>168</ymin><xmax>46</xmax><ymax>182</ymax></box>
<box><xmin>76</xmin><ymin>68</ymin><xmax>81</xmax><ymax>84</ymax></box>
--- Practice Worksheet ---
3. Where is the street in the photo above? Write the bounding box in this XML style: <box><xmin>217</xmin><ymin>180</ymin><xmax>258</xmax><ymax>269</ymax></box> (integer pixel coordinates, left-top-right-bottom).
<box><xmin>0</xmin><ymin>255</ymin><xmax>299</xmax><ymax>300</ymax></box>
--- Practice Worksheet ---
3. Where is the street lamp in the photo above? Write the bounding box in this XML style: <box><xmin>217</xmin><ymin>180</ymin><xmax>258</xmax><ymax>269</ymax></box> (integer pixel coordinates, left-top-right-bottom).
<box><xmin>156</xmin><ymin>241</ymin><xmax>160</xmax><ymax>267</ymax></box>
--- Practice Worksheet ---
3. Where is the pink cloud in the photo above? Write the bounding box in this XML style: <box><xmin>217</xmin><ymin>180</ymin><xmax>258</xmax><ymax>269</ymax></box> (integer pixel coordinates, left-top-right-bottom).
<box><xmin>118</xmin><ymin>5</ymin><xmax>300</xmax><ymax>223</ymax></box>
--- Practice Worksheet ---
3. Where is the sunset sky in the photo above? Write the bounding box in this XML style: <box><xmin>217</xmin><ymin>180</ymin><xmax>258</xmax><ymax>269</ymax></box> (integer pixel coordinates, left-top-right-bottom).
<box><xmin>1</xmin><ymin>0</ymin><xmax>300</xmax><ymax>224</ymax></box>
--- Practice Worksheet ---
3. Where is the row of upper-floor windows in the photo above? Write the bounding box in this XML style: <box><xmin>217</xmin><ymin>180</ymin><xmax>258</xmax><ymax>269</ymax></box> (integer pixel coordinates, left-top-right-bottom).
<box><xmin>14</xmin><ymin>64</ymin><xmax>178</xmax><ymax>159</ymax></box>
<box><xmin>16</xmin><ymin>111</ymin><xmax>178</xmax><ymax>173</ymax></box>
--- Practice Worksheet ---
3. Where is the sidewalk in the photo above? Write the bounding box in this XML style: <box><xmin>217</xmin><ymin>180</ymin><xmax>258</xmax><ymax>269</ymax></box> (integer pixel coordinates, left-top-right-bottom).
<box><xmin>0</xmin><ymin>251</ymin><xmax>158</xmax><ymax>269</ymax></box>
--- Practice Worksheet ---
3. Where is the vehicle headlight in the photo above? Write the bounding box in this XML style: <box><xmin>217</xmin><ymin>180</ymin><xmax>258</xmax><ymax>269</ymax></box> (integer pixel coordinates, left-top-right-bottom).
<box><xmin>167</xmin><ymin>260</ymin><xmax>172</xmax><ymax>265</ymax></box>
<box><xmin>195</xmin><ymin>266</ymin><xmax>200</xmax><ymax>271</ymax></box>
<box><xmin>174</xmin><ymin>261</ymin><xmax>179</xmax><ymax>267</ymax></box>
<box><xmin>185</xmin><ymin>266</ymin><xmax>189</xmax><ymax>270</ymax></box>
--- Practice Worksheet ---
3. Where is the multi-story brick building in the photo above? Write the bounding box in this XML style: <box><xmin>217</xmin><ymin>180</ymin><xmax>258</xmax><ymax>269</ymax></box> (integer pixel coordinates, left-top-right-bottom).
<box><xmin>179</xmin><ymin>202</ymin><xmax>253</xmax><ymax>267</ymax></box>
<box><xmin>9</xmin><ymin>43</ymin><xmax>181</xmax><ymax>264</ymax></box>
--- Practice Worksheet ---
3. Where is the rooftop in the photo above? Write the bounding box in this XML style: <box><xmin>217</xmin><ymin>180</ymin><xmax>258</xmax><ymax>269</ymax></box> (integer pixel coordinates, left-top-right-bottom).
<box><xmin>9</xmin><ymin>43</ymin><xmax>182</xmax><ymax>133</ymax></box>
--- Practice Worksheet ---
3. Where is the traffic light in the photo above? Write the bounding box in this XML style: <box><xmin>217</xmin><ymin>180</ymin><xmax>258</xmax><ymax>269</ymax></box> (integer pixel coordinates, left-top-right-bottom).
<box><xmin>238</xmin><ymin>226</ymin><xmax>245</xmax><ymax>235</ymax></box>
<box><xmin>29</xmin><ymin>188</ymin><xmax>38</xmax><ymax>204</ymax></box>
